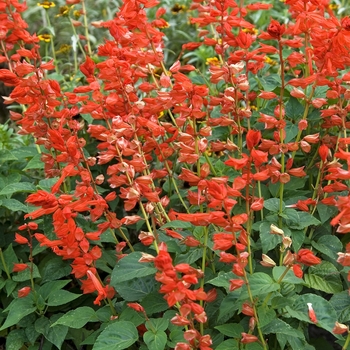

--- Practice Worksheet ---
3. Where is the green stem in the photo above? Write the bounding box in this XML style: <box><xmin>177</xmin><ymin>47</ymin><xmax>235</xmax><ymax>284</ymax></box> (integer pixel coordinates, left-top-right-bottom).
<box><xmin>199</xmin><ymin>226</ymin><xmax>209</xmax><ymax>336</ymax></box>
<box><xmin>343</xmin><ymin>332</ymin><xmax>350</xmax><ymax>350</ymax></box>
<box><xmin>81</xmin><ymin>0</ymin><xmax>92</xmax><ymax>55</ymax></box>
<box><xmin>0</xmin><ymin>248</ymin><xmax>11</xmax><ymax>279</ymax></box>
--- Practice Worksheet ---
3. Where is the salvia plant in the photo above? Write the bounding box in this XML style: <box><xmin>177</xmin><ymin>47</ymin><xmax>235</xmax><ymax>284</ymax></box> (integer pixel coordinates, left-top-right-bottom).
<box><xmin>1</xmin><ymin>0</ymin><xmax>350</xmax><ymax>349</ymax></box>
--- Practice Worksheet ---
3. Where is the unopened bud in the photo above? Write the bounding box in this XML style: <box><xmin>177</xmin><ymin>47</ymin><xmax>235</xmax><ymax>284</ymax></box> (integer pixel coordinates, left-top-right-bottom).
<box><xmin>260</xmin><ymin>254</ymin><xmax>276</xmax><ymax>267</ymax></box>
<box><xmin>333</xmin><ymin>321</ymin><xmax>349</xmax><ymax>335</ymax></box>
<box><xmin>282</xmin><ymin>236</ymin><xmax>292</xmax><ymax>249</ymax></box>
<box><xmin>249</xmin><ymin>317</ymin><xmax>256</xmax><ymax>332</ymax></box>
<box><xmin>270</xmin><ymin>224</ymin><xmax>284</xmax><ymax>236</ymax></box>
<box><xmin>283</xmin><ymin>250</ymin><xmax>295</xmax><ymax>266</ymax></box>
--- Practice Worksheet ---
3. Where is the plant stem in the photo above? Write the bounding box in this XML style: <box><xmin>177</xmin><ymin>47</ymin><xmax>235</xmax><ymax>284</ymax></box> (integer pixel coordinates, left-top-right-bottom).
<box><xmin>0</xmin><ymin>248</ymin><xmax>10</xmax><ymax>279</ymax></box>
<box><xmin>343</xmin><ymin>332</ymin><xmax>350</xmax><ymax>350</ymax></box>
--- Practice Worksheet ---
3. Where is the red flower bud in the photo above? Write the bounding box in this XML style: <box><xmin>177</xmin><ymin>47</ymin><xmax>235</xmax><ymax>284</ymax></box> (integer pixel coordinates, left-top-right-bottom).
<box><xmin>267</xmin><ymin>20</ymin><xmax>285</xmax><ymax>39</ymax></box>
<box><xmin>296</xmin><ymin>249</ymin><xmax>321</xmax><ymax>266</ymax></box>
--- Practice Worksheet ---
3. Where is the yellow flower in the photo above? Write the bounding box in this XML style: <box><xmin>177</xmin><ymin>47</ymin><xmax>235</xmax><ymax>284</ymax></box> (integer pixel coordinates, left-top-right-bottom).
<box><xmin>37</xmin><ymin>1</ymin><xmax>55</xmax><ymax>9</ymax></box>
<box><xmin>38</xmin><ymin>34</ymin><xmax>52</xmax><ymax>42</ymax></box>
<box><xmin>242</xmin><ymin>28</ymin><xmax>259</xmax><ymax>35</ymax></box>
<box><xmin>56</xmin><ymin>44</ymin><xmax>71</xmax><ymax>55</ymax></box>
<box><xmin>73</xmin><ymin>10</ymin><xmax>81</xmax><ymax>19</ymax></box>
<box><xmin>171</xmin><ymin>3</ymin><xmax>187</xmax><ymax>14</ymax></box>
<box><xmin>328</xmin><ymin>4</ymin><xmax>338</xmax><ymax>10</ymax></box>
<box><xmin>206</xmin><ymin>57</ymin><xmax>220</xmax><ymax>66</ymax></box>
<box><xmin>264</xmin><ymin>56</ymin><xmax>277</xmax><ymax>66</ymax></box>
<box><xmin>56</xmin><ymin>5</ymin><xmax>70</xmax><ymax>17</ymax></box>
<box><xmin>158</xmin><ymin>111</ymin><xmax>165</xmax><ymax>119</ymax></box>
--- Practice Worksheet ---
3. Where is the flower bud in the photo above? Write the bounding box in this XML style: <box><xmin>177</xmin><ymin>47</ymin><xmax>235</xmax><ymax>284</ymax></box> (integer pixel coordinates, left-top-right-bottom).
<box><xmin>282</xmin><ymin>236</ymin><xmax>292</xmax><ymax>249</ymax></box>
<box><xmin>270</xmin><ymin>224</ymin><xmax>284</xmax><ymax>236</ymax></box>
<box><xmin>333</xmin><ymin>321</ymin><xmax>349</xmax><ymax>335</ymax></box>
<box><xmin>260</xmin><ymin>254</ymin><xmax>276</xmax><ymax>267</ymax></box>
<box><xmin>283</xmin><ymin>250</ymin><xmax>295</xmax><ymax>266</ymax></box>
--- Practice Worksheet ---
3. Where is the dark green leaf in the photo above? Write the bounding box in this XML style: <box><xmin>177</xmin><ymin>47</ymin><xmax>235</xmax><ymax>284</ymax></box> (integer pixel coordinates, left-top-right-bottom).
<box><xmin>6</xmin><ymin>329</ymin><xmax>26</xmax><ymax>350</ymax></box>
<box><xmin>51</xmin><ymin>307</ymin><xmax>98</xmax><ymax>328</ymax></box>
<box><xmin>0</xmin><ymin>199</ymin><xmax>28</xmax><ymax>213</ymax></box>
<box><xmin>259</xmin><ymin>221</ymin><xmax>282</xmax><ymax>253</ymax></box>
<box><xmin>0</xmin><ymin>297</ymin><xmax>36</xmax><ymax>331</ymax></box>
<box><xmin>146</xmin><ymin>318</ymin><xmax>168</xmax><ymax>332</ymax></box>
<box><xmin>264</xmin><ymin>198</ymin><xmax>285</xmax><ymax>212</ymax></box>
<box><xmin>144</xmin><ymin>330</ymin><xmax>167</xmax><ymax>350</ymax></box>
<box><xmin>116</xmin><ymin>275</ymin><xmax>158</xmax><ymax>301</ymax></box>
<box><xmin>160</xmin><ymin>220</ymin><xmax>193</xmax><ymax>229</ymax></box>
<box><xmin>111</xmin><ymin>252</ymin><xmax>157</xmax><ymax>285</ymax></box>
<box><xmin>46</xmin><ymin>290</ymin><xmax>81</xmax><ymax>306</ymax></box>
<box><xmin>35</xmin><ymin>316</ymin><xmax>68</xmax><ymax>350</ymax></box>
<box><xmin>216</xmin><ymin>339</ymin><xmax>239</xmax><ymax>350</ymax></box>
<box><xmin>0</xmin><ymin>182</ymin><xmax>36</xmax><ymax>196</ymax></box>
<box><xmin>273</xmin><ymin>266</ymin><xmax>304</xmax><ymax>284</ymax></box>
<box><xmin>312</xmin><ymin>236</ymin><xmax>343</xmax><ymax>261</ymax></box>
<box><xmin>23</xmin><ymin>154</ymin><xmax>44</xmax><ymax>170</ymax></box>
<box><xmin>12</xmin><ymin>263</ymin><xmax>41</xmax><ymax>282</ymax></box>
<box><xmin>141</xmin><ymin>291</ymin><xmax>169</xmax><ymax>315</ymax></box>
<box><xmin>262</xmin><ymin>318</ymin><xmax>304</xmax><ymax>338</ymax></box>
<box><xmin>92</xmin><ymin>321</ymin><xmax>138</xmax><ymax>350</ymax></box>
<box><xmin>286</xmin><ymin>294</ymin><xmax>337</xmax><ymax>332</ymax></box>
<box><xmin>215</xmin><ymin>323</ymin><xmax>244</xmax><ymax>338</ymax></box>
<box><xmin>38</xmin><ymin>280</ymin><xmax>71</xmax><ymax>301</ymax></box>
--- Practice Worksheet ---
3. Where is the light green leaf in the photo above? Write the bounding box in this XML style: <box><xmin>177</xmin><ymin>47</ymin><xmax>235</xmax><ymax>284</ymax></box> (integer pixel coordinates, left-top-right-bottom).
<box><xmin>0</xmin><ymin>199</ymin><xmax>28</xmax><ymax>213</ymax></box>
<box><xmin>330</xmin><ymin>291</ymin><xmax>350</xmax><ymax>323</ymax></box>
<box><xmin>0</xmin><ymin>182</ymin><xmax>36</xmax><ymax>196</ymax></box>
<box><xmin>39</xmin><ymin>280</ymin><xmax>71</xmax><ymax>301</ymax></box>
<box><xmin>0</xmin><ymin>297</ymin><xmax>36</xmax><ymax>331</ymax></box>
<box><xmin>273</xmin><ymin>266</ymin><xmax>304</xmax><ymax>284</ymax></box>
<box><xmin>23</xmin><ymin>154</ymin><xmax>44</xmax><ymax>170</ymax></box>
<box><xmin>216</xmin><ymin>339</ymin><xmax>239</xmax><ymax>350</ymax></box>
<box><xmin>286</xmin><ymin>293</ymin><xmax>337</xmax><ymax>332</ymax></box>
<box><xmin>239</xmin><ymin>273</ymin><xmax>279</xmax><ymax>300</ymax></box>
<box><xmin>207</xmin><ymin>271</ymin><xmax>235</xmax><ymax>289</ymax></box>
<box><xmin>160</xmin><ymin>220</ymin><xmax>193</xmax><ymax>229</ymax></box>
<box><xmin>146</xmin><ymin>318</ymin><xmax>168</xmax><ymax>332</ymax></box>
<box><xmin>116</xmin><ymin>275</ymin><xmax>158</xmax><ymax>301</ymax></box>
<box><xmin>262</xmin><ymin>318</ymin><xmax>304</xmax><ymax>339</ymax></box>
<box><xmin>35</xmin><ymin>316</ymin><xmax>68</xmax><ymax>350</ymax></box>
<box><xmin>12</xmin><ymin>263</ymin><xmax>41</xmax><ymax>282</ymax></box>
<box><xmin>46</xmin><ymin>290</ymin><xmax>81</xmax><ymax>306</ymax></box>
<box><xmin>264</xmin><ymin>198</ymin><xmax>285</xmax><ymax>212</ymax></box>
<box><xmin>92</xmin><ymin>321</ymin><xmax>138</xmax><ymax>350</ymax></box>
<box><xmin>312</xmin><ymin>235</ymin><xmax>343</xmax><ymax>261</ymax></box>
<box><xmin>215</xmin><ymin>323</ymin><xmax>243</xmax><ymax>338</ymax></box>
<box><xmin>6</xmin><ymin>329</ymin><xmax>26</xmax><ymax>350</ymax></box>
<box><xmin>144</xmin><ymin>330</ymin><xmax>167</xmax><ymax>350</ymax></box>
<box><xmin>0</xmin><ymin>244</ymin><xmax>17</xmax><ymax>274</ymax></box>
<box><xmin>259</xmin><ymin>221</ymin><xmax>282</xmax><ymax>253</ymax></box>
<box><xmin>111</xmin><ymin>252</ymin><xmax>157</xmax><ymax>285</ymax></box>
<box><xmin>51</xmin><ymin>307</ymin><xmax>98</xmax><ymax>328</ymax></box>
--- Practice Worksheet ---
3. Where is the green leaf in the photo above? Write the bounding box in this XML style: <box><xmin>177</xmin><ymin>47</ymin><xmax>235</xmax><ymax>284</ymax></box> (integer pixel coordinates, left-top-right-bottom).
<box><xmin>174</xmin><ymin>248</ymin><xmax>203</xmax><ymax>265</ymax></box>
<box><xmin>239</xmin><ymin>273</ymin><xmax>279</xmax><ymax>300</ymax></box>
<box><xmin>146</xmin><ymin>318</ymin><xmax>169</xmax><ymax>332</ymax></box>
<box><xmin>330</xmin><ymin>291</ymin><xmax>350</xmax><ymax>323</ymax></box>
<box><xmin>141</xmin><ymin>291</ymin><xmax>169</xmax><ymax>315</ymax></box>
<box><xmin>288</xmin><ymin>212</ymin><xmax>321</xmax><ymax>229</ymax></box>
<box><xmin>262</xmin><ymin>318</ymin><xmax>304</xmax><ymax>339</ymax></box>
<box><xmin>144</xmin><ymin>330</ymin><xmax>167</xmax><ymax>350</ymax></box>
<box><xmin>51</xmin><ymin>307</ymin><xmax>98</xmax><ymax>328</ymax></box>
<box><xmin>0</xmin><ymin>297</ymin><xmax>36</xmax><ymax>331</ymax></box>
<box><xmin>12</xmin><ymin>263</ymin><xmax>41</xmax><ymax>282</ymax></box>
<box><xmin>215</xmin><ymin>323</ymin><xmax>244</xmax><ymax>338</ymax></box>
<box><xmin>316</xmin><ymin>203</ymin><xmax>337</xmax><ymax>224</ymax></box>
<box><xmin>6</xmin><ymin>329</ymin><xmax>26</xmax><ymax>350</ymax></box>
<box><xmin>286</xmin><ymin>97</ymin><xmax>304</xmax><ymax>120</ymax></box>
<box><xmin>312</xmin><ymin>235</ymin><xmax>343</xmax><ymax>261</ymax></box>
<box><xmin>38</xmin><ymin>280</ymin><xmax>71</xmax><ymax>301</ymax></box>
<box><xmin>41</xmin><ymin>256</ymin><xmax>71</xmax><ymax>283</ymax></box>
<box><xmin>46</xmin><ymin>290</ymin><xmax>81</xmax><ymax>306</ymax></box>
<box><xmin>0</xmin><ymin>199</ymin><xmax>28</xmax><ymax>213</ymax></box>
<box><xmin>264</xmin><ymin>198</ymin><xmax>285</xmax><ymax>212</ymax></box>
<box><xmin>0</xmin><ymin>149</ymin><xmax>18</xmax><ymax>162</ymax></box>
<box><xmin>260</xmin><ymin>74</ymin><xmax>281</xmax><ymax>91</ymax></box>
<box><xmin>257</xmin><ymin>305</ymin><xmax>276</xmax><ymax>328</ymax></box>
<box><xmin>92</xmin><ymin>321</ymin><xmax>138</xmax><ymax>350</ymax></box>
<box><xmin>35</xmin><ymin>316</ymin><xmax>68</xmax><ymax>350</ymax></box>
<box><xmin>286</xmin><ymin>293</ymin><xmax>337</xmax><ymax>332</ymax></box>
<box><xmin>116</xmin><ymin>275</ymin><xmax>158</xmax><ymax>301</ymax></box>
<box><xmin>207</xmin><ymin>271</ymin><xmax>235</xmax><ymax>289</ymax></box>
<box><xmin>259</xmin><ymin>221</ymin><xmax>282</xmax><ymax>253</ymax></box>
<box><xmin>273</xmin><ymin>266</ymin><xmax>304</xmax><ymax>284</ymax></box>
<box><xmin>23</xmin><ymin>154</ymin><xmax>44</xmax><ymax>170</ymax></box>
<box><xmin>304</xmin><ymin>261</ymin><xmax>342</xmax><ymax>294</ymax></box>
<box><xmin>285</xmin><ymin>121</ymin><xmax>299</xmax><ymax>143</ymax></box>
<box><xmin>216</xmin><ymin>339</ymin><xmax>239</xmax><ymax>350</ymax></box>
<box><xmin>111</xmin><ymin>251</ymin><xmax>157</xmax><ymax>284</ymax></box>
<box><xmin>0</xmin><ymin>244</ymin><xmax>17</xmax><ymax>274</ymax></box>
<box><xmin>217</xmin><ymin>293</ymin><xmax>240</xmax><ymax>322</ymax></box>
<box><xmin>0</xmin><ymin>182</ymin><xmax>36</xmax><ymax>196</ymax></box>
<box><xmin>160</xmin><ymin>220</ymin><xmax>193</xmax><ymax>229</ymax></box>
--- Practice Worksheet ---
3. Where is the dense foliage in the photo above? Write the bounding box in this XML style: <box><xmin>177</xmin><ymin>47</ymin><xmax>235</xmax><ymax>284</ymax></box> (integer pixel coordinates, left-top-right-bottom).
<box><xmin>1</xmin><ymin>0</ymin><xmax>350</xmax><ymax>349</ymax></box>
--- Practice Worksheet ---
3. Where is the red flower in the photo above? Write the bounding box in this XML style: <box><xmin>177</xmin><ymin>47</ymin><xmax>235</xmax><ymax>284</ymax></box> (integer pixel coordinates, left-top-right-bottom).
<box><xmin>296</xmin><ymin>249</ymin><xmax>321</xmax><ymax>266</ymax></box>
<box><xmin>241</xmin><ymin>333</ymin><xmax>259</xmax><ymax>344</ymax></box>
<box><xmin>18</xmin><ymin>286</ymin><xmax>31</xmax><ymax>298</ymax></box>
<box><xmin>13</xmin><ymin>263</ymin><xmax>29</xmax><ymax>272</ymax></box>
<box><xmin>292</xmin><ymin>264</ymin><xmax>303</xmax><ymax>278</ymax></box>
<box><xmin>267</xmin><ymin>20</ymin><xmax>285</xmax><ymax>39</ymax></box>
<box><xmin>229</xmin><ymin>279</ymin><xmax>245</xmax><ymax>291</ymax></box>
